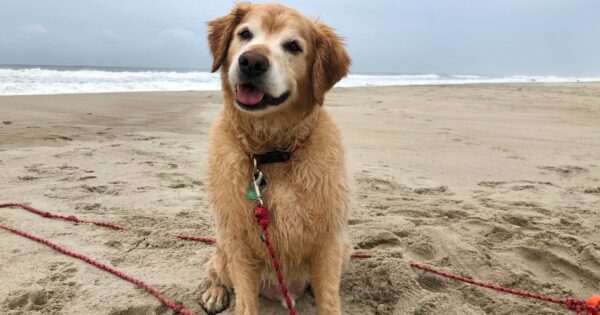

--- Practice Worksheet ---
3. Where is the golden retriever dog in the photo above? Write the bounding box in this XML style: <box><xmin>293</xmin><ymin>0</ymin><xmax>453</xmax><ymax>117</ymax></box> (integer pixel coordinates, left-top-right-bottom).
<box><xmin>200</xmin><ymin>3</ymin><xmax>351</xmax><ymax>314</ymax></box>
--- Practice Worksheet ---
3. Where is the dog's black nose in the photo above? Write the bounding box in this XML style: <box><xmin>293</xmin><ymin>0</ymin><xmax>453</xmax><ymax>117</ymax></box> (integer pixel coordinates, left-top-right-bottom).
<box><xmin>239</xmin><ymin>51</ymin><xmax>269</xmax><ymax>78</ymax></box>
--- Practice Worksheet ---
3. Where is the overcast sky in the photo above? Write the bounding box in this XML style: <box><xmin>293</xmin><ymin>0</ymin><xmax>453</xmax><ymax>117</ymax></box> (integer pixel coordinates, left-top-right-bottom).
<box><xmin>1</xmin><ymin>0</ymin><xmax>599</xmax><ymax>76</ymax></box>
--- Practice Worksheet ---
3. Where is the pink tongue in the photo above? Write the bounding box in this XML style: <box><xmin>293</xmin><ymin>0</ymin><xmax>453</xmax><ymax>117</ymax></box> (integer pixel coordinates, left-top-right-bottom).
<box><xmin>236</xmin><ymin>84</ymin><xmax>265</xmax><ymax>105</ymax></box>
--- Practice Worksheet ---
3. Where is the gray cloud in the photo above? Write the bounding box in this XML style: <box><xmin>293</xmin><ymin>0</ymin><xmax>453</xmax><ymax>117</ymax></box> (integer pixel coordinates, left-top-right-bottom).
<box><xmin>156</xmin><ymin>28</ymin><xmax>201</xmax><ymax>45</ymax></box>
<box><xmin>0</xmin><ymin>0</ymin><xmax>598</xmax><ymax>75</ymax></box>
<box><xmin>19</xmin><ymin>23</ymin><xmax>48</xmax><ymax>36</ymax></box>
<box><xmin>98</xmin><ymin>29</ymin><xmax>120</xmax><ymax>43</ymax></box>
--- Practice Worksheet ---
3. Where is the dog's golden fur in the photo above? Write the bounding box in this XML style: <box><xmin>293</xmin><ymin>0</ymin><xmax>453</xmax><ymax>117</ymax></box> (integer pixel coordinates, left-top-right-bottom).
<box><xmin>201</xmin><ymin>3</ymin><xmax>351</xmax><ymax>314</ymax></box>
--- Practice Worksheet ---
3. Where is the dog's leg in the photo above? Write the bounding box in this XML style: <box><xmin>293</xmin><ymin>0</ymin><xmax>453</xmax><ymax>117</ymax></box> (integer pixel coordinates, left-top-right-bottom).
<box><xmin>228</xmin><ymin>244</ymin><xmax>261</xmax><ymax>315</ymax></box>
<box><xmin>200</xmin><ymin>246</ymin><xmax>231</xmax><ymax>314</ymax></box>
<box><xmin>310</xmin><ymin>240</ymin><xmax>343</xmax><ymax>315</ymax></box>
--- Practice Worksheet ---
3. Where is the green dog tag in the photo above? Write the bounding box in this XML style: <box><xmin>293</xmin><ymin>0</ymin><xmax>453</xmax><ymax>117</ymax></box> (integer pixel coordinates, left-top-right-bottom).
<box><xmin>245</xmin><ymin>177</ymin><xmax>267</xmax><ymax>200</ymax></box>
<box><xmin>245</xmin><ymin>184</ymin><xmax>258</xmax><ymax>200</ymax></box>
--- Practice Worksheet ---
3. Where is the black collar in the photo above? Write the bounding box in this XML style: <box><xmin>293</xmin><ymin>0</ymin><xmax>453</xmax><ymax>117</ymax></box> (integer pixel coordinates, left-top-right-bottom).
<box><xmin>250</xmin><ymin>134</ymin><xmax>310</xmax><ymax>165</ymax></box>
<box><xmin>252</xmin><ymin>149</ymin><xmax>292</xmax><ymax>165</ymax></box>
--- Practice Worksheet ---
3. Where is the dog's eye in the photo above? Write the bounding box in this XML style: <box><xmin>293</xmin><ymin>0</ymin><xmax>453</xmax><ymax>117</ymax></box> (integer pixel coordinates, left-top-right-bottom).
<box><xmin>284</xmin><ymin>40</ymin><xmax>302</xmax><ymax>54</ymax></box>
<box><xmin>239</xmin><ymin>29</ymin><xmax>252</xmax><ymax>40</ymax></box>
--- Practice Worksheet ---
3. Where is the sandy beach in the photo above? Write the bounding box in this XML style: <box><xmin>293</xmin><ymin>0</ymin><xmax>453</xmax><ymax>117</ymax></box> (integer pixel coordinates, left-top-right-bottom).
<box><xmin>1</xmin><ymin>83</ymin><xmax>600</xmax><ymax>314</ymax></box>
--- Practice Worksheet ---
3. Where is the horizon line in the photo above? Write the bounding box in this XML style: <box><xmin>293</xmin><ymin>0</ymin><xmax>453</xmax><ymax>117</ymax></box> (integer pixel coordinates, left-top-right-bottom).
<box><xmin>1</xmin><ymin>63</ymin><xmax>599</xmax><ymax>78</ymax></box>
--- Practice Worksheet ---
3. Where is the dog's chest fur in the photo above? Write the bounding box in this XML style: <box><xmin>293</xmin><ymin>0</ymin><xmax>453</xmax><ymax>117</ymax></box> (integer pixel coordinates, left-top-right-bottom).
<box><xmin>207</xmin><ymin>108</ymin><xmax>351</xmax><ymax>276</ymax></box>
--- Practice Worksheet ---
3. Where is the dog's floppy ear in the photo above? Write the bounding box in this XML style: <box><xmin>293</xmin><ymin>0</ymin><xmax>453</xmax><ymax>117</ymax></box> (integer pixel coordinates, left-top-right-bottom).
<box><xmin>207</xmin><ymin>3</ymin><xmax>251</xmax><ymax>73</ymax></box>
<box><xmin>312</xmin><ymin>22</ymin><xmax>351</xmax><ymax>105</ymax></box>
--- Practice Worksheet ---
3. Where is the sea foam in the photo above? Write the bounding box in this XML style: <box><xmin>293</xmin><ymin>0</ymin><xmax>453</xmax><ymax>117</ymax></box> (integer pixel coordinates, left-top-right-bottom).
<box><xmin>1</xmin><ymin>66</ymin><xmax>598</xmax><ymax>96</ymax></box>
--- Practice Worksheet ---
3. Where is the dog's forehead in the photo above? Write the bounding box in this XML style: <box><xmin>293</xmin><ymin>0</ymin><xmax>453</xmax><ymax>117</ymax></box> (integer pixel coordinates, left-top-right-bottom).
<box><xmin>242</xmin><ymin>5</ymin><xmax>313</xmax><ymax>38</ymax></box>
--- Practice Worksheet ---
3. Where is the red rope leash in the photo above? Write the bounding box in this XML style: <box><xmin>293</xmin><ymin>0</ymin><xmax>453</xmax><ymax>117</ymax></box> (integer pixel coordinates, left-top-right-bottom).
<box><xmin>0</xmin><ymin>221</ymin><xmax>197</xmax><ymax>315</ymax></box>
<box><xmin>410</xmin><ymin>262</ymin><xmax>600</xmax><ymax>315</ymax></box>
<box><xmin>0</xmin><ymin>202</ymin><xmax>217</xmax><ymax>245</ymax></box>
<box><xmin>0</xmin><ymin>202</ymin><xmax>369</xmax><ymax>253</ymax></box>
<box><xmin>7</xmin><ymin>203</ymin><xmax>597</xmax><ymax>314</ymax></box>
<box><xmin>254</xmin><ymin>205</ymin><xmax>296</xmax><ymax>314</ymax></box>
<box><xmin>0</xmin><ymin>202</ymin><xmax>370</xmax><ymax>314</ymax></box>
<box><xmin>0</xmin><ymin>202</ymin><xmax>127</xmax><ymax>231</ymax></box>
<box><xmin>350</xmin><ymin>252</ymin><xmax>373</xmax><ymax>259</ymax></box>
<box><xmin>172</xmin><ymin>234</ymin><xmax>216</xmax><ymax>244</ymax></box>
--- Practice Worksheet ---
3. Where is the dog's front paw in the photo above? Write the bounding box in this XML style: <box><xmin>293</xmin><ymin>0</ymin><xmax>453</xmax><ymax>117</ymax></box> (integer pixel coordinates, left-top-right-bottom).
<box><xmin>199</xmin><ymin>284</ymin><xmax>230</xmax><ymax>315</ymax></box>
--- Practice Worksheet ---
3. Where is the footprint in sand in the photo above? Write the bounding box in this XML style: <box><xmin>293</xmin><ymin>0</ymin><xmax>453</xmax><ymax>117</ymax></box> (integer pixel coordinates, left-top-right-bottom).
<box><xmin>25</xmin><ymin>164</ymin><xmax>53</xmax><ymax>176</ymax></box>
<box><xmin>499</xmin><ymin>245</ymin><xmax>600</xmax><ymax>291</ymax></box>
<box><xmin>80</xmin><ymin>184</ymin><xmax>120</xmax><ymax>196</ymax></box>
<box><xmin>356</xmin><ymin>230</ymin><xmax>401</xmax><ymax>250</ymax></box>
<box><xmin>438</xmin><ymin>131</ymin><xmax>481</xmax><ymax>146</ymax></box>
<box><xmin>58</xmin><ymin>164</ymin><xmax>78</xmax><ymax>171</ymax></box>
<box><xmin>105</xmin><ymin>240</ymin><xmax>124</xmax><ymax>249</ymax></box>
<box><xmin>4</xmin><ymin>263</ymin><xmax>77</xmax><ymax>312</ymax></box>
<box><xmin>5</xmin><ymin>292</ymin><xmax>29</xmax><ymax>310</ymax></box>
<box><xmin>413</xmin><ymin>186</ymin><xmax>449</xmax><ymax>195</ymax></box>
<box><xmin>417</xmin><ymin>273</ymin><xmax>447</xmax><ymax>292</ymax></box>
<box><xmin>357</xmin><ymin>175</ymin><xmax>397</xmax><ymax>192</ymax></box>
<box><xmin>48</xmin><ymin>265</ymin><xmax>78</xmax><ymax>283</ymax></box>
<box><xmin>141</xmin><ymin>161</ymin><xmax>156</xmax><ymax>166</ymax></box>
<box><xmin>157</xmin><ymin>172</ymin><xmax>202</xmax><ymax>189</ymax></box>
<box><xmin>8</xmin><ymin>290</ymin><xmax>52</xmax><ymax>310</ymax></box>
<box><xmin>538</xmin><ymin>165</ymin><xmax>589</xmax><ymax>177</ymax></box>
<box><xmin>136</xmin><ymin>186</ymin><xmax>155</xmax><ymax>192</ymax></box>
<box><xmin>140</xmin><ymin>161</ymin><xmax>178</xmax><ymax>169</ymax></box>
<box><xmin>407</xmin><ymin>240</ymin><xmax>438</xmax><ymax>260</ymax></box>
<box><xmin>584</xmin><ymin>187</ymin><xmax>600</xmax><ymax>194</ymax></box>
<box><xmin>76</xmin><ymin>202</ymin><xmax>102</xmax><ymax>211</ymax></box>
<box><xmin>341</xmin><ymin>259</ymin><xmax>405</xmax><ymax>313</ymax></box>
<box><xmin>348</xmin><ymin>218</ymin><xmax>370</xmax><ymax>225</ymax></box>
<box><xmin>109</xmin><ymin>304</ymin><xmax>168</xmax><ymax>315</ymax></box>
<box><xmin>44</xmin><ymin>135</ymin><xmax>73</xmax><ymax>141</ymax></box>
<box><xmin>168</xmin><ymin>183</ymin><xmax>189</xmax><ymax>189</ymax></box>
<box><xmin>474</xmin><ymin>180</ymin><xmax>559</xmax><ymax>217</ymax></box>
<box><xmin>502</xmin><ymin>214</ymin><xmax>531</xmax><ymax>227</ymax></box>
<box><xmin>133</xmin><ymin>136</ymin><xmax>159</xmax><ymax>141</ymax></box>
<box><xmin>477</xmin><ymin>181</ymin><xmax>506</xmax><ymax>188</ymax></box>
<box><xmin>96</xmin><ymin>131</ymin><xmax>117</xmax><ymax>140</ymax></box>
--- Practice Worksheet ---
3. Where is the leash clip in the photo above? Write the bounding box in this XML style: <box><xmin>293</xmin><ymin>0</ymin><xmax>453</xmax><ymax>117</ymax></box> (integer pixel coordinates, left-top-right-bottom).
<box><xmin>252</xmin><ymin>157</ymin><xmax>265</xmax><ymax>206</ymax></box>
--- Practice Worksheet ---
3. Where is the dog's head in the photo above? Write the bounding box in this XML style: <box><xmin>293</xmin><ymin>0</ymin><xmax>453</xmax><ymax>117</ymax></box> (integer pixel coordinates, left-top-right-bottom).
<box><xmin>207</xmin><ymin>3</ymin><xmax>350</xmax><ymax>115</ymax></box>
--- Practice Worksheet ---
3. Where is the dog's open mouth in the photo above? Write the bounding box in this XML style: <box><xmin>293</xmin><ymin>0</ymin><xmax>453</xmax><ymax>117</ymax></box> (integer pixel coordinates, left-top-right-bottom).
<box><xmin>235</xmin><ymin>83</ymin><xmax>290</xmax><ymax>111</ymax></box>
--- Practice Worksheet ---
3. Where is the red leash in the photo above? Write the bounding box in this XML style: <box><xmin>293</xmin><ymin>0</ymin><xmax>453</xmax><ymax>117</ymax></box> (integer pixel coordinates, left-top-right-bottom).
<box><xmin>0</xmin><ymin>202</ymin><xmax>127</xmax><ymax>231</ymax></box>
<box><xmin>0</xmin><ymin>221</ymin><xmax>197</xmax><ymax>315</ymax></box>
<box><xmin>9</xmin><ymin>202</ymin><xmax>593</xmax><ymax>314</ymax></box>
<box><xmin>255</xmin><ymin>205</ymin><xmax>295</xmax><ymax>314</ymax></box>
<box><xmin>411</xmin><ymin>262</ymin><xmax>600</xmax><ymax>315</ymax></box>
<box><xmin>0</xmin><ymin>202</ymin><xmax>217</xmax><ymax>245</ymax></box>
<box><xmin>0</xmin><ymin>202</ymin><xmax>201</xmax><ymax>315</ymax></box>
<box><xmin>0</xmin><ymin>202</ymin><xmax>369</xmax><ymax>314</ymax></box>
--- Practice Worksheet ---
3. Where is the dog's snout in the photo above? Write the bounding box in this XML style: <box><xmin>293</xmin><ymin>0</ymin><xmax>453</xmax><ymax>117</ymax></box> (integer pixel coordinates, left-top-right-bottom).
<box><xmin>238</xmin><ymin>51</ymin><xmax>269</xmax><ymax>78</ymax></box>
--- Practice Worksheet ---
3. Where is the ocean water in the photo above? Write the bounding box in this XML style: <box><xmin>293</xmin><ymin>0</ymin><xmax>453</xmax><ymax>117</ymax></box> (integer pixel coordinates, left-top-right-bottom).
<box><xmin>1</xmin><ymin>65</ymin><xmax>598</xmax><ymax>96</ymax></box>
